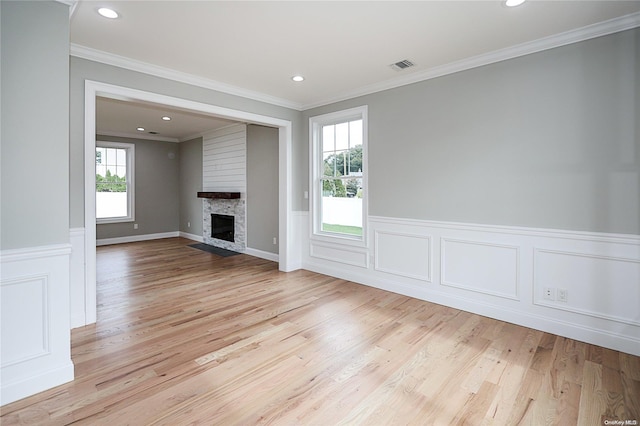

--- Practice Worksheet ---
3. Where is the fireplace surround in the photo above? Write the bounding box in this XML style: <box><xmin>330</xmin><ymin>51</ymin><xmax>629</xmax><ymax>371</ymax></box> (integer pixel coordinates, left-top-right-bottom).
<box><xmin>201</xmin><ymin>193</ymin><xmax>245</xmax><ymax>252</ymax></box>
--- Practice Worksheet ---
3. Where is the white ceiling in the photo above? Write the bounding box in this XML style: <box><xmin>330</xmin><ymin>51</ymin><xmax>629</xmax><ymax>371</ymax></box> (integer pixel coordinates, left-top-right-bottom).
<box><xmin>96</xmin><ymin>97</ymin><xmax>238</xmax><ymax>142</ymax></box>
<box><xmin>73</xmin><ymin>1</ymin><xmax>640</xmax><ymax>139</ymax></box>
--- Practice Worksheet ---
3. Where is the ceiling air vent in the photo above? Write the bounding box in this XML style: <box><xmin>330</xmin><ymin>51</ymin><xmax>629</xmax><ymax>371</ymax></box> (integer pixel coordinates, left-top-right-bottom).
<box><xmin>390</xmin><ymin>59</ymin><xmax>415</xmax><ymax>71</ymax></box>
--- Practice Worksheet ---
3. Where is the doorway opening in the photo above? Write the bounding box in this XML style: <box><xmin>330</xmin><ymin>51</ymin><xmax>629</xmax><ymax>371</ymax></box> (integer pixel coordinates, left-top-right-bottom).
<box><xmin>83</xmin><ymin>80</ymin><xmax>295</xmax><ymax>325</ymax></box>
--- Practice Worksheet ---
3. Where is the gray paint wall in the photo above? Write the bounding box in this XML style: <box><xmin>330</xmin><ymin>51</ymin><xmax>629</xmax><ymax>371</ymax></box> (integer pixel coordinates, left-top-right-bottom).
<box><xmin>303</xmin><ymin>28</ymin><xmax>640</xmax><ymax>235</ymax></box>
<box><xmin>96</xmin><ymin>136</ymin><xmax>180</xmax><ymax>240</ymax></box>
<box><xmin>1</xmin><ymin>1</ymin><xmax>70</xmax><ymax>250</ymax></box>
<box><xmin>69</xmin><ymin>57</ymin><xmax>305</xmax><ymax>233</ymax></box>
<box><xmin>95</xmin><ymin>129</ymin><xmax>281</xmax><ymax>253</ymax></box>
<box><xmin>179</xmin><ymin>137</ymin><xmax>204</xmax><ymax>237</ymax></box>
<box><xmin>247</xmin><ymin>125</ymin><xmax>279</xmax><ymax>254</ymax></box>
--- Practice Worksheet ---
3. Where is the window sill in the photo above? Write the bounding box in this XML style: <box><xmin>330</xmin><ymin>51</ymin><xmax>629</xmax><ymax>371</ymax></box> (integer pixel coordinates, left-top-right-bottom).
<box><xmin>310</xmin><ymin>231</ymin><xmax>368</xmax><ymax>249</ymax></box>
<box><xmin>97</xmin><ymin>217</ymin><xmax>134</xmax><ymax>225</ymax></box>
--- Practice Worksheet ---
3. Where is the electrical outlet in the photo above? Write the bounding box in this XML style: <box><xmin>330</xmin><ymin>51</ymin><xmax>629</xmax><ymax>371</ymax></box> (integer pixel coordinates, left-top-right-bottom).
<box><xmin>133</xmin><ymin>223</ymin><xmax>138</xmax><ymax>230</ymax></box>
<box><xmin>543</xmin><ymin>287</ymin><xmax>555</xmax><ymax>301</ymax></box>
<box><xmin>188</xmin><ymin>221</ymin><xmax>191</xmax><ymax>228</ymax></box>
<box><xmin>273</xmin><ymin>237</ymin><xmax>277</xmax><ymax>245</ymax></box>
<box><xmin>557</xmin><ymin>288</ymin><xmax>568</xmax><ymax>302</ymax></box>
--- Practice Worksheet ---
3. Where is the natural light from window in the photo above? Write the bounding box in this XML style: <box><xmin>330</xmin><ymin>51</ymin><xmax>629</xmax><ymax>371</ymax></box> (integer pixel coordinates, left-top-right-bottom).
<box><xmin>96</xmin><ymin>142</ymin><xmax>134</xmax><ymax>223</ymax></box>
<box><xmin>311</xmin><ymin>106</ymin><xmax>367</xmax><ymax>243</ymax></box>
<box><xmin>321</xmin><ymin>119</ymin><xmax>363</xmax><ymax>236</ymax></box>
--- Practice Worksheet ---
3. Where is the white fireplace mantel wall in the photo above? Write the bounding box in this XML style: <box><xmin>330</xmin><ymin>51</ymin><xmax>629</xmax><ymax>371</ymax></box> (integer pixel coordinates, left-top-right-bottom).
<box><xmin>202</xmin><ymin>123</ymin><xmax>246</xmax><ymax>194</ymax></box>
<box><xmin>202</xmin><ymin>124</ymin><xmax>247</xmax><ymax>250</ymax></box>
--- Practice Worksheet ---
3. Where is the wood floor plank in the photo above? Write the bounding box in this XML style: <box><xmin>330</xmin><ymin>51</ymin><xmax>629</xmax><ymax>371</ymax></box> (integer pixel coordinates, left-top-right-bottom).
<box><xmin>1</xmin><ymin>237</ymin><xmax>639</xmax><ymax>425</ymax></box>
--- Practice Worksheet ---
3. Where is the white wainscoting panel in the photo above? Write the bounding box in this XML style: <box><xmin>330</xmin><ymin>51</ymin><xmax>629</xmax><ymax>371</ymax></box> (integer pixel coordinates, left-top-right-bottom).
<box><xmin>374</xmin><ymin>231</ymin><xmax>431</xmax><ymax>281</ymax></box>
<box><xmin>441</xmin><ymin>238</ymin><xmax>520</xmax><ymax>300</ymax></box>
<box><xmin>1</xmin><ymin>275</ymin><xmax>49</xmax><ymax>366</ymax></box>
<box><xmin>301</xmin><ymin>214</ymin><xmax>640</xmax><ymax>356</ymax></box>
<box><xmin>534</xmin><ymin>248</ymin><xmax>640</xmax><ymax>326</ymax></box>
<box><xmin>310</xmin><ymin>240</ymin><xmax>369</xmax><ymax>268</ymax></box>
<box><xmin>1</xmin><ymin>244</ymin><xmax>74</xmax><ymax>406</ymax></box>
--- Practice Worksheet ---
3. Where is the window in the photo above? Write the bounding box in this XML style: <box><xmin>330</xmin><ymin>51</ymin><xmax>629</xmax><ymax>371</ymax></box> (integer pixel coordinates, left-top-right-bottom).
<box><xmin>310</xmin><ymin>106</ymin><xmax>367</xmax><ymax>243</ymax></box>
<box><xmin>96</xmin><ymin>142</ymin><xmax>135</xmax><ymax>223</ymax></box>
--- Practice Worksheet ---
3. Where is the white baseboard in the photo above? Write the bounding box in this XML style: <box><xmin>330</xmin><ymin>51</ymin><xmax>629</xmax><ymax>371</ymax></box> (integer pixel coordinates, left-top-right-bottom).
<box><xmin>245</xmin><ymin>247</ymin><xmax>279</xmax><ymax>262</ymax></box>
<box><xmin>96</xmin><ymin>231</ymin><xmax>180</xmax><ymax>246</ymax></box>
<box><xmin>179</xmin><ymin>231</ymin><xmax>204</xmax><ymax>242</ymax></box>
<box><xmin>0</xmin><ymin>362</ymin><xmax>74</xmax><ymax>406</ymax></box>
<box><xmin>300</xmin><ymin>213</ymin><xmax>640</xmax><ymax>356</ymax></box>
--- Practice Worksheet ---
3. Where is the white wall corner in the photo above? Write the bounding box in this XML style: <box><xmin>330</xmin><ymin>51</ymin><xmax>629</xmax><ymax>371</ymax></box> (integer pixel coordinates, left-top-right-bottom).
<box><xmin>69</xmin><ymin>228</ymin><xmax>86</xmax><ymax>328</ymax></box>
<box><xmin>283</xmin><ymin>211</ymin><xmax>307</xmax><ymax>271</ymax></box>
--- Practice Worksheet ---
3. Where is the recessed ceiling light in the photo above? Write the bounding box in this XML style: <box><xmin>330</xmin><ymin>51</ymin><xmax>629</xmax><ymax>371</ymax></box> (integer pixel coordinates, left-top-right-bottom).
<box><xmin>97</xmin><ymin>7</ymin><xmax>119</xmax><ymax>19</ymax></box>
<box><xmin>137</xmin><ymin>127</ymin><xmax>145</xmax><ymax>132</ymax></box>
<box><xmin>161</xmin><ymin>116</ymin><xmax>171</xmax><ymax>121</ymax></box>
<box><xmin>292</xmin><ymin>75</ymin><xmax>305</xmax><ymax>82</ymax></box>
<box><xmin>505</xmin><ymin>0</ymin><xmax>526</xmax><ymax>7</ymax></box>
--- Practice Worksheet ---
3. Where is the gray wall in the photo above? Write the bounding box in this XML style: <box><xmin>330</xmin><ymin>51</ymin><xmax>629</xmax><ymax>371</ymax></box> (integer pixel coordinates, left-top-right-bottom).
<box><xmin>96</xmin><ymin>136</ymin><xmax>180</xmax><ymax>240</ymax></box>
<box><xmin>247</xmin><ymin>125</ymin><xmax>279</xmax><ymax>254</ymax></box>
<box><xmin>1</xmin><ymin>1</ymin><xmax>70</xmax><ymax>250</ymax></box>
<box><xmin>303</xmin><ymin>28</ymin><xmax>640</xmax><ymax>235</ymax></box>
<box><xmin>179</xmin><ymin>137</ymin><xmax>203</xmax><ymax>237</ymax></box>
<box><xmin>69</xmin><ymin>57</ymin><xmax>305</xmax><ymax>234</ymax></box>
<box><xmin>95</xmin><ymin>128</ymin><xmax>281</xmax><ymax>252</ymax></box>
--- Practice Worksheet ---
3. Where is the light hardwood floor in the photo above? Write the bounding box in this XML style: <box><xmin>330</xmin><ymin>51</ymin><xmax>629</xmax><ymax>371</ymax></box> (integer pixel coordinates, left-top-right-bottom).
<box><xmin>2</xmin><ymin>237</ymin><xmax>639</xmax><ymax>425</ymax></box>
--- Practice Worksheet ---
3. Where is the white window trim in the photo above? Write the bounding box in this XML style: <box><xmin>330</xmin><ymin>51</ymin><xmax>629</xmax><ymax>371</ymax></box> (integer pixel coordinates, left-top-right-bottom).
<box><xmin>96</xmin><ymin>141</ymin><xmax>135</xmax><ymax>224</ymax></box>
<box><xmin>309</xmin><ymin>105</ymin><xmax>368</xmax><ymax>248</ymax></box>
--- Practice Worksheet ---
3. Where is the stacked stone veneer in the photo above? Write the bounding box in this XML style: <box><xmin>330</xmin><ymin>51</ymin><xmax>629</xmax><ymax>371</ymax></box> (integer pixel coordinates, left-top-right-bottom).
<box><xmin>203</xmin><ymin>198</ymin><xmax>246</xmax><ymax>252</ymax></box>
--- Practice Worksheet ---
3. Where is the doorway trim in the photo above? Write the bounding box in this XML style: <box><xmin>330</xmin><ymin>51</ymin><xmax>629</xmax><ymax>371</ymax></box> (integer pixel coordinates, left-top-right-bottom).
<box><xmin>84</xmin><ymin>80</ymin><xmax>295</xmax><ymax>324</ymax></box>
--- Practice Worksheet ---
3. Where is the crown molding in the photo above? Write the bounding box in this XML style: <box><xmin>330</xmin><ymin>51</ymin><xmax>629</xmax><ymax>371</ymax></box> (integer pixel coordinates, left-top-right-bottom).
<box><xmin>70</xmin><ymin>11</ymin><xmax>640</xmax><ymax>113</ymax></box>
<box><xmin>69</xmin><ymin>44</ymin><xmax>304</xmax><ymax>111</ymax></box>
<box><xmin>301</xmin><ymin>11</ymin><xmax>640</xmax><ymax>110</ymax></box>
<box><xmin>97</xmin><ymin>131</ymin><xmax>179</xmax><ymax>143</ymax></box>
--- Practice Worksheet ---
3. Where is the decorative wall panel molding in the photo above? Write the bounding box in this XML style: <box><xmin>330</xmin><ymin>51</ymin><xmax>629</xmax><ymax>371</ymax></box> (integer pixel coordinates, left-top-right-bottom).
<box><xmin>310</xmin><ymin>241</ymin><xmax>369</xmax><ymax>268</ymax></box>
<box><xmin>441</xmin><ymin>238</ymin><xmax>520</xmax><ymax>300</ymax></box>
<box><xmin>1</xmin><ymin>275</ymin><xmax>50</xmax><ymax>367</ymax></box>
<box><xmin>374</xmin><ymin>230</ymin><xmax>431</xmax><ymax>282</ymax></box>
<box><xmin>1</xmin><ymin>243</ymin><xmax>74</xmax><ymax>406</ymax></box>
<box><xmin>301</xmin><ymin>214</ymin><xmax>640</xmax><ymax>356</ymax></box>
<box><xmin>533</xmin><ymin>248</ymin><xmax>640</xmax><ymax>326</ymax></box>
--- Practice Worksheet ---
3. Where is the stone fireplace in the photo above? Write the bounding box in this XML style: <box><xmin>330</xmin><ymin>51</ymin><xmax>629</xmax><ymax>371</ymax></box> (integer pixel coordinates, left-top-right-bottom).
<box><xmin>199</xmin><ymin>192</ymin><xmax>245</xmax><ymax>252</ymax></box>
